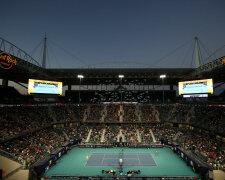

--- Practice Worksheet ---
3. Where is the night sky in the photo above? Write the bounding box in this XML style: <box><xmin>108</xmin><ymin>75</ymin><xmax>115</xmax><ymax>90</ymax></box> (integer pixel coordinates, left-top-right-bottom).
<box><xmin>1</xmin><ymin>0</ymin><xmax>225</xmax><ymax>68</ymax></box>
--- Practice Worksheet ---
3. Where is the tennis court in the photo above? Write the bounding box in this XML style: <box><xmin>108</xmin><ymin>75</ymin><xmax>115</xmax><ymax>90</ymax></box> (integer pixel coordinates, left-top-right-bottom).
<box><xmin>44</xmin><ymin>147</ymin><xmax>199</xmax><ymax>178</ymax></box>
<box><xmin>86</xmin><ymin>153</ymin><xmax>157</xmax><ymax>166</ymax></box>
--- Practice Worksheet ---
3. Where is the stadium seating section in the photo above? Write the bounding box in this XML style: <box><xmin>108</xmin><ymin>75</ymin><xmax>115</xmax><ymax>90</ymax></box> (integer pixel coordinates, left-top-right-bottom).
<box><xmin>0</xmin><ymin>104</ymin><xmax>224</xmax><ymax>172</ymax></box>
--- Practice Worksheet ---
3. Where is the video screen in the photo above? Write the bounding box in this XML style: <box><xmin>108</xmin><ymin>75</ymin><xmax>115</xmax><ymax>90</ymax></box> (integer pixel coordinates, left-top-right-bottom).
<box><xmin>178</xmin><ymin>79</ymin><xmax>213</xmax><ymax>95</ymax></box>
<box><xmin>28</xmin><ymin>79</ymin><xmax>62</xmax><ymax>95</ymax></box>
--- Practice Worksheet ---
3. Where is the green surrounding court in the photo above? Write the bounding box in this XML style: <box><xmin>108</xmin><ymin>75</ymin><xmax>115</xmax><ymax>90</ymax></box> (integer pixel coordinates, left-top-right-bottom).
<box><xmin>44</xmin><ymin>147</ymin><xmax>199</xmax><ymax>178</ymax></box>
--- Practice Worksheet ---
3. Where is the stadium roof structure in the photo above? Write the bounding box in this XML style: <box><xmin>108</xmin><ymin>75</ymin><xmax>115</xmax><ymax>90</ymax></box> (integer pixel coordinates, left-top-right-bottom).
<box><xmin>47</xmin><ymin>68</ymin><xmax>195</xmax><ymax>85</ymax></box>
<box><xmin>1</xmin><ymin>63</ymin><xmax>224</xmax><ymax>86</ymax></box>
<box><xmin>0</xmin><ymin>36</ymin><xmax>225</xmax><ymax>86</ymax></box>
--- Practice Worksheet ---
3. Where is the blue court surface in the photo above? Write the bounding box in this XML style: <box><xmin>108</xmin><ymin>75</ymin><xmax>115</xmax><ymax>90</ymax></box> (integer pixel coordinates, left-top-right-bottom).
<box><xmin>86</xmin><ymin>153</ymin><xmax>157</xmax><ymax>166</ymax></box>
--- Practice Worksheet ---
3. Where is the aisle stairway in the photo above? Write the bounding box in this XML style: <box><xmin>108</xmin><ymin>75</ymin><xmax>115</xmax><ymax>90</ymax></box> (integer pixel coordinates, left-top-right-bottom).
<box><xmin>150</xmin><ymin>129</ymin><xmax>156</xmax><ymax>143</ymax></box>
<box><xmin>66</xmin><ymin>105</ymin><xmax>77</xmax><ymax>121</ymax></box>
<box><xmin>153</xmin><ymin>105</ymin><xmax>160</xmax><ymax>122</ymax></box>
<box><xmin>100</xmin><ymin>128</ymin><xmax>106</xmax><ymax>143</ymax></box>
<box><xmin>101</xmin><ymin>106</ymin><xmax>107</xmax><ymax>122</ymax></box>
<box><xmin>48</xmin><ymin>106</ymin><xmax>57</xmax><ymax>122</ymax></box>
<box><xmin>186</xmin><ymin>106</ymin><xmax>195</xmax><ymax>123</ymax></box>
<box><xmin>136</xmin><ymin>129</ymin><xmax>141</xmax><ymax>143</ymax></box>
<box><xmin>135</xmin><ymin>105</ymin><xmax>142</xmax><ymax>122</ymax></box>
<box><xmin>85</xmin><ymin>128</ymin><xmax>92</xmax><ymax>143</ymax></box>
<box><xmin>82</xmin><ymin>106</ymin><xmax>89</xmax><ymax>122</ymax></box>
<box><xmin>167</xmin><ymin>105</ymin><xmax>176</xmax><ymax>122</ymax></box>
<box><xmin>119</xmin><ymin>105</ymin><xmax>124</xmax><ymax>122</ymax></box>
<box><xmin>173</xmin><ymin>131</ymin><xmax>183</xmax><ymax>141</ymax></box>
<box><xmin>63</xmin><ymin>131</ymin><xmax>69</xmax><ymax>141</ymax></box>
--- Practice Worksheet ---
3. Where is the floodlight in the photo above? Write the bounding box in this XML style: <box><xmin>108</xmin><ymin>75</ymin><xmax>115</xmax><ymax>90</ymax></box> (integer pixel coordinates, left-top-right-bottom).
<box><xmin>77</xmin><ymin>75</ymin><xmax>84</xmax><ymax>79</ymax></box>
<box><xmin>160</xmin><ymin>74</ymin><xmax>166</xmax><ymax>79</ymax></box>
<box><xmin>118</xmin><ymin>74</ymin><xmax>124</xmax><ymax>78</ymax></box>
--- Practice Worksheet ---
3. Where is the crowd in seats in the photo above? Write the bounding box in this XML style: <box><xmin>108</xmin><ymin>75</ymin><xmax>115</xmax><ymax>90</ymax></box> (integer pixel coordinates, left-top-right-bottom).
<box><xmin>66</xmin><ymin>105</ymin><xmax>79</xmax><ymax>121</ymax></box>
<box><xmin>123</xmin><ymin>104</ymin><xmax>139</xmax><ymax>122</ymax></box>
<box><xmin>0</xmin><ymin>128</ymin><xmax>65</xmax><ymax>166</ymax></box>
<box><xmin>154</xmin><ymin>104</ymin><xmax>225</xmax><ymax>135</ymax></box>
<box><xmin>1</xmin><ymin>104</ymin><xmax>222</xmax><ymax>133</ymax></box>
<box><xmin>122</xmin><ymin>125</ymin><xmax>138</xmax><ymax>143</ymax></box>
<box><xmin>63</xmin><ymin>124</ymin><xmax>103</xmax><ymax>144</ymax></box>
<box><xmin>138</xmin><ymin>125</ymin><xmax>152</xmax><ymax>144</ymax></box>
<box><xmin>89</xmin><ymin>125</ymin><xmax>104</xmax><ymax>143</ymax></box>
<box><xmin>51</xmin><ymin>106</ymin><xmax>73</xmax><ymax>122</ymax></box>
<box><xmin>169</xmin><ymin>104</ymin><xmax>189</xmax><ymax>122</ymax></box>
<box><xmin>193</xmin><ymin>105</ymin><xmax>225</xmax><ymax>133</ymax></box>
<box><xmin>0</xmin><ymin>103</ymin><xmax>224</xmax><ymax>171</ymax></box>
<box><xmin>104</xmin><ymin>125</ymin><xmax>119</xmax><ymax>144</ymax></box>
<box><xmin>76</xmin><ymin>125</ymin><xmax>90</xmax><ymax>142</ymax></box>
<box><xmin>73</xmin><ymin>105</ymin><xmax>87</xmax><ymax>121</ymax></box>
<box><xmin>179</xmin><ymin>130</ymin><xmax>225</xmax><ymax>171</ymax></box>
<box><xmin>0</xmin><ymin>121</ymin><xmax>224</xmax><ymax>170</ymax></box>
<box><xmin>0</xmin><ymin>105</ymin><xmax>91</xmax><ymax>142</ymax></box>
<box><xmin>0</xmin><ymin>106</ymin><xmax>53</xmax><ymax>141</ymax></box>
<box><xmin>150</xmin><ymin>124</ymin><xmax>225</xmax><ymax>171</ymax></box>
<box><xmin>86</xmin><ymin>105</ymin><xmax>103</xmax><ymax>122</ymax></box>
<box><xmin>105</xmin><ymin>104</ymin><xmax>120</xmax><ymax>122</ymax></box>
<box><xmin>63</xmin><ymin>126</ymin><xmax>79</xmax><ymax>139</ymax></box>
<box><xmin>63</xmin><ymin>124</ymin><xmax>90</xmax><ymax>142</ymax></box>
<box><xmin>0</xmin><ymin>105</ymin><xmax>87</xmax><ymax>141</ymax></box>
<box><xmin>139</xmin><ymin>105</ymin><xmax>155</xmax><ymax>122</ymax></box>
<box><xmin>155</xmin><ymin>105</ymin><xmax>173</xmax><ymax>121</ymax></box>
<box><xmin>150</xmin><ymin>124</ymin><xmax>179</xmax><ymax>142</ymax></box>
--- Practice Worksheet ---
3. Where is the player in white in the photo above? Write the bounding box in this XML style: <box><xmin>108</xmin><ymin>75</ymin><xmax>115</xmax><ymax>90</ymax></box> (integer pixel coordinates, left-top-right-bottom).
<box><xmin>119</xmin><ymin>158</ymin><xmax>123</xmax><ymax>165</ymax></box>
<box><xmin>86</xmin><ymin>155</ymin><xmax>89</xmax><ymax>160</ymax></box>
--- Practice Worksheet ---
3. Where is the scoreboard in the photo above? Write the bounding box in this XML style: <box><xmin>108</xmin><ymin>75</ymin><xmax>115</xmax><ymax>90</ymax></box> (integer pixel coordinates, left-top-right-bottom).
<box><xmin>28</xmin><ymin>79</ymin><xmax>62</xmax><ymax>95</ymax></box>
<box><xmin>178</xmin><ymin>79</ymin><xmax>213</xmax><ymax>95</ymax></box>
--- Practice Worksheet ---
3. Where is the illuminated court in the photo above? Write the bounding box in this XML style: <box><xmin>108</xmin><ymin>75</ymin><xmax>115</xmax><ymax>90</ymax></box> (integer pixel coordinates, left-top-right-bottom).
<box><xmin>44</xmin><ymin>147</ymin><xmax>199</xmax><ymax>178</ymax></box>
<box><xmin>86</xmin><ymin>153</ymin><xmax>157</xmax><ymax>166</ymax></box>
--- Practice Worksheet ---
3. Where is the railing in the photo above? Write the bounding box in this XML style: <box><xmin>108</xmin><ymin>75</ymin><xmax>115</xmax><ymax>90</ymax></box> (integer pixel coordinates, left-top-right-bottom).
<box><xmin>0</xmin><ymin>37</ymin><xmax>41</xmax><ymax>67</ymax></box>
<box><xmin>0</xmin><ymin>149</ymin><xmax>21</xmax><ymax>164</ymax></box>
<box><xmin>2</xmin><ymin>166</ymin><xmax>22</xmax><ymax>180</ymax></box>
<box><xmin>196</xmin><ymin>56</ymin><xmax>225</xmax><ymax>74</ymax></box>
<box><xmin>50</xmin><ymin>175</ymin><xmax>193</xmax><ymax>179</ymax></box>
<box><xmin>177</xmin><ymin>146</ymin><xmax>212</xmax><ymax>170</ymax></box>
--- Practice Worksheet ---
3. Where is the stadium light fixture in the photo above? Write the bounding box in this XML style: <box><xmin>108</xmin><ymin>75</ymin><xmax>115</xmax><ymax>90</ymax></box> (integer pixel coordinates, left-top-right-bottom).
<box><xmin>118</xmin><ymin>75</ymin><xmax>124</xmax><ymax>103</ymax></box>
<box><xmin>77</xmin><ymin>74</ymin><xmax>84</xmax><ymax>79</ymax></box>
<box><xmin>77</xmin><ymin>74</ymin><xmax>84</xmax><ymax>106</ymax></box>
<box><xmin>159</xmin><ymin>74</ymin><xmax>166</xmax><ymax>104</ymax></box>
<box><xmin>160</xmin><ymin>74</ymin><xmax>166</xmax><ymax>79</ymax></box>
<box><xmin>118</xmin><ymin>74</ymin><xmax>124</xmax><ymax>79</ymax></box>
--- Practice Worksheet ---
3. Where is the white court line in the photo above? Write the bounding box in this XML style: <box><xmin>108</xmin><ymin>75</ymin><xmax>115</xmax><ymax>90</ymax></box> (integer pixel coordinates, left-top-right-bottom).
<box><xmin>103</xmin><ymin>157</ymin><xmax>138</xmax><ymax>159</ymax></box>
<box><xmin>84</xmin><ymin>153</ymin><xmax>94</xmax><ymax>167</ymax></box>
<box><xmin>102</xmin><ymin>164</ymin><xmax>156</xmax><ymax>166</ymax></box>
<box><xmin>86</xmin><ymin>153</ymin><xmax>158</xmax><ymax>167</ymax></box>
<box><xmin>85</xmin><ymin>153</ymin><xmax>105</xmax><ymax>166</ymax></box>
<box><xmin>132</xmin><ymin>164</ymin><xmax>157</xmax><ymax>166</ymax></box>
<box><xmin>137</xmin><ymin>154</ymin><xmax>141</xmax><ymax>165</ymax></box>
<box><xmin>101</xmin><ymin>154</ymin><xmax>106</xmax><ymax>166</ymax></box>
<box><xmin>91</xmin><ymin>153</ymin><xmax>118</xmax><ymax>155</ymax></box>
<box><xmin>92</xmin><ymin>153</ymin><xmax>152</xmax><ymax>155</ymax></box>
<box><xmin>148</xmin><ymin>153</ymin><xmax>158</xmax><ymax>167</ymax></box>
<box><xmin>86</xmin><ymin>164</ymin><xmax>157</xmax><ymax>166</ymax></box>
<box><xmin>137</xmin><ymin>153</ymin><xmax>157</xmax><ymax>167</ymax></box>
